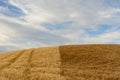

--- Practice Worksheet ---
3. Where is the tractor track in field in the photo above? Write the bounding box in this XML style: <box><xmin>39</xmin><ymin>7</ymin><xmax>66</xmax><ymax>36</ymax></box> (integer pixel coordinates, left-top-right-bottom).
<box><xmin>29</xmin><ymin>49</ymin><xmax>34</xmax><ymax>67</ymax></box>
<box><xmin>0</xmin><ymin>50</ymin><xmax>25</xmax><ymax>71</ymax></box>
<box><xmin>24</xmin><ymin>49</ymin><xmax>34</xmax><ymax>80</ymax></box>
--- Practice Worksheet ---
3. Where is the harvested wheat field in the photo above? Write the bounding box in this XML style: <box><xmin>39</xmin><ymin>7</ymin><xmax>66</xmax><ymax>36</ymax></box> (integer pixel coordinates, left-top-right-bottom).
<box><xmin>0</xmin><ymin>44</ymin><xmax>120</xmax><ymax>80</ymax></box>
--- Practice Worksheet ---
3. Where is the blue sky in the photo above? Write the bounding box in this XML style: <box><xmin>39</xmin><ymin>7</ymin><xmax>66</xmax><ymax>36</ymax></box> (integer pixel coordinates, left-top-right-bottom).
<box><xmin>0</xmin><ymin>0</ymin><xmax>24</xmax><ymax>17</ymax></box>
<box><xmin>0</xmin><ymin>0</ymin><xmax>120</xmax><ymax>52</ymax></box>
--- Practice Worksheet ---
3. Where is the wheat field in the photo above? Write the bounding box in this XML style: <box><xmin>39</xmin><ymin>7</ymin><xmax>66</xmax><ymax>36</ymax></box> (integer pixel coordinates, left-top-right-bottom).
<box><xmin>0</xmin><ymin>44</ymin><xmax>120</xmax><ymax>80</ymax></box>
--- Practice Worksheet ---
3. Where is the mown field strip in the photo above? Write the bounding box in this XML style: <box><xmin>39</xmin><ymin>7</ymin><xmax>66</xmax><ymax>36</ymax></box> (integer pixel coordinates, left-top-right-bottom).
<box><xmin>0</xmin><ymin>49</ymin><xmax>34</xmax><ymax>80</ymax></box>
<box><xmin>30</xmin><ymin>47</ymin><xmax>61</xmax><ymax>80</ymax></box>
<box><xmin>0</xmin><ymin>50</ymin><xmax>25</xmax><ymax>71</ymax></box>
<box><xmin>31</xmin><ymin>67</ymin><xmax>60</xmax><ymax>74</ymax></box>
<box><xmin>10</xmin><ymin>49</ymin><xmax>32</xmax><ymax>68</ymax></box>
<box><xmin>31</xmin><ymin>47</ymin><xmax>60</xmax><ymax>68</ymax></box>
<box><xmin>30</xmin><ymin>73</ymin><xmax>61</xmax><ymax>80</ymax></box>
<box><xmin>0</xmin><ymin>50</ymin><xmax>26</xmax><ymax>80</ymax></box>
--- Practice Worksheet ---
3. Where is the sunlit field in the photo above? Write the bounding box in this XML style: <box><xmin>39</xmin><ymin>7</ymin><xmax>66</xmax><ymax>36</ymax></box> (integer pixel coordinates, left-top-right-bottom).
<box><xmin>0</xmin><ymin>44</ymin><xmax>120</xmax><ymax>80</ymax></box>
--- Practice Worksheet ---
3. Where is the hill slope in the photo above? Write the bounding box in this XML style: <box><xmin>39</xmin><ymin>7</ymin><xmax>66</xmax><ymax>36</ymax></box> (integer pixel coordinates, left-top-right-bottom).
<box><xmin>0</xmin><ymin>44</ymin><xmax>120</xmax><ymax>80</ymax></box>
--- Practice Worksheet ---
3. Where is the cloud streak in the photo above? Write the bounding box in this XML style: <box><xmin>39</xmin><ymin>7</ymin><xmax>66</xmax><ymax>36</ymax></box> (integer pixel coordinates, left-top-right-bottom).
<box><xmin>0</xmin><ymin>0</ymin><xmax>120</xmax><ymax>52</ymax></box>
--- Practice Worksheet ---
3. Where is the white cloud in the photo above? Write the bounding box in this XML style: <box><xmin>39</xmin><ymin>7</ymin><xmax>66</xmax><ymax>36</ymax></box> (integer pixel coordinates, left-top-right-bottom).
<box><xmin>0</xmin><ymin>17</ymin><xmax>69</xmax><ymax>50</ymax></box>
<box><xmin>0</xmin><ymin>23</ymin><xmax>17</xmax><ymax>42</ymax></box>
<box><xmin>9</xmin><ymin>0</ymin><xmax>120</xmax><ymax>30</ymax></box>
<box><xmin>0</xmin><ymin>0</ymin><xmax>120</xmax><ymax>52</ymax></box>
<box><xmin>9</xmin><ymin>0</ymin><xmax>100</xmax><ymax>25</ymax></box>
<box><xmin>84</xmin><ymin>31</ymin><xmax>120</xmax><ymax>43</ymax></box>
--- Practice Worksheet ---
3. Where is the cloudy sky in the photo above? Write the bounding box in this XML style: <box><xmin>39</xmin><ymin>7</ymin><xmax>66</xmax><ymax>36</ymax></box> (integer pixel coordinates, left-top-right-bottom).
<box><xmin>0</xmin><ymin>0</ymin><xmax>120</xmax><ymax>52</ymax></box>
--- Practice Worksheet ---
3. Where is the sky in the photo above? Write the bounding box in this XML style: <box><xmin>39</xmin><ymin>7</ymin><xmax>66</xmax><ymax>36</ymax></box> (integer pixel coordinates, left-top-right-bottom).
<box><xmin>0</xmin><ymin>0</ymin><xmax>120</xmax><ymax>52</ymax></box>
